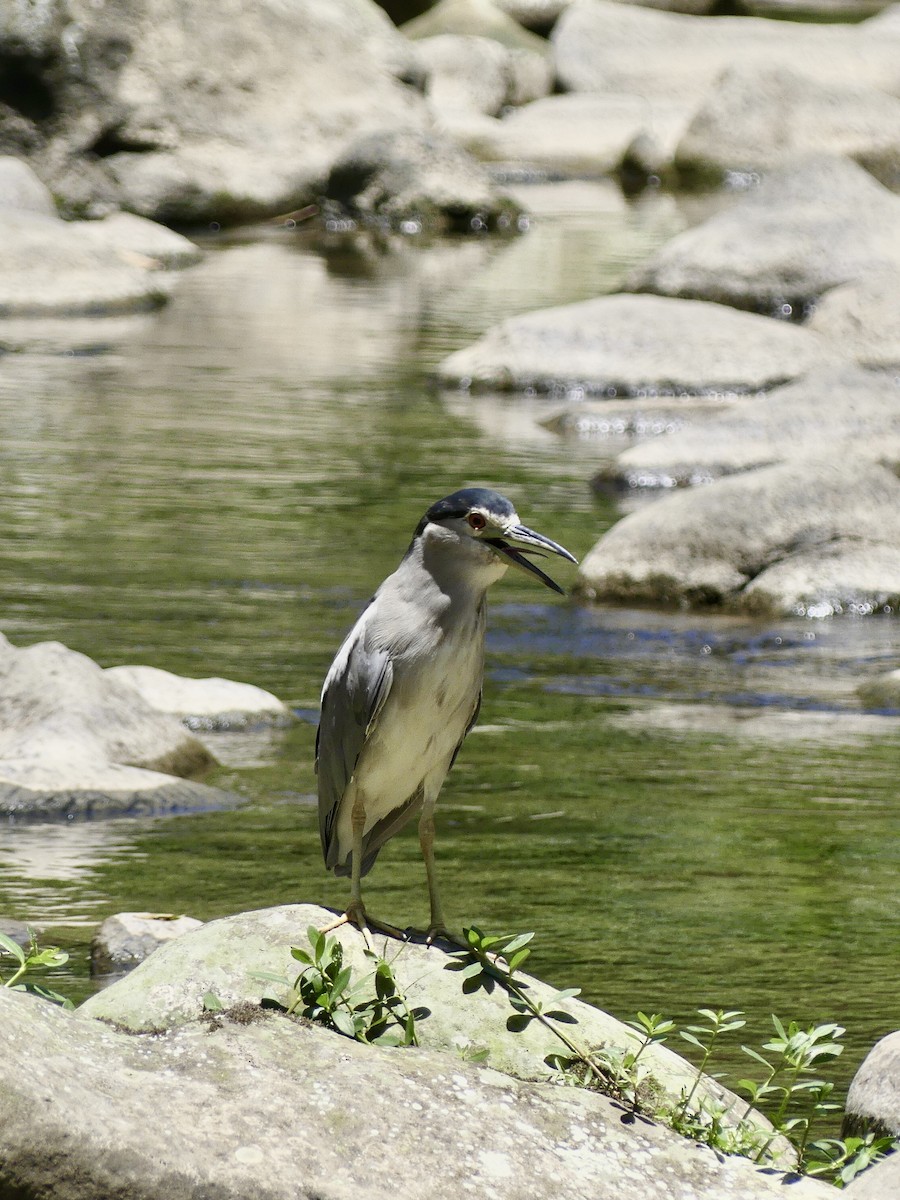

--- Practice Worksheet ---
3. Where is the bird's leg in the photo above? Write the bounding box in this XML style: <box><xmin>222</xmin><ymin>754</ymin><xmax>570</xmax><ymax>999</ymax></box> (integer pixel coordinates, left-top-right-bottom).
<box><xmin>319</xmin><ymin>791</ymin><xmax>372</xmax><ymax>951</ymax></box>
<box><xmin>419</xmin><ymin>802</ymin><xmax>452</xmax><ymax>944</ymax></box>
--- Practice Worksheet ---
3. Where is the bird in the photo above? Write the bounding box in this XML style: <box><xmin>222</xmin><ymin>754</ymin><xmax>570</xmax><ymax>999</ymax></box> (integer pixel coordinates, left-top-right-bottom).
<box><xmin>315</xmin><ymin>487</ymin><xmax>577</xmax><ymax>941</ymax></box>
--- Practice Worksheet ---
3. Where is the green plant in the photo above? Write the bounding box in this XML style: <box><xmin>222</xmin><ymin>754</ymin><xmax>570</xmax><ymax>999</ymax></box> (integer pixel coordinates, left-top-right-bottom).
<box><xmin>263</xmin><ymin>926</ymin><xmax>428</xmax><ymax>1047</ymax></box>
<box><xmin>0</xmin><ymin>930</ymin><xmax>73</xmax><ymax>1009</ymax></box>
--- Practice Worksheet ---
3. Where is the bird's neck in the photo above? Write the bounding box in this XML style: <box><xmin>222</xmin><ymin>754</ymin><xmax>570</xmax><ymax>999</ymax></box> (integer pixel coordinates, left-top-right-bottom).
<box><xmin>414</xmin><ymin>528</ymin><xmax>507</xmax><ymax>607</ymax></box>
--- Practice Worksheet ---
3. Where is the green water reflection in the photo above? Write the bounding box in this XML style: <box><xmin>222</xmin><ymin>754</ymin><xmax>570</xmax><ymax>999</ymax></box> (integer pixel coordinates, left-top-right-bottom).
<box><xmin>0</xmin><ymin>182</ymin><xmax>896</xmax><ymax>1107</ymax></box>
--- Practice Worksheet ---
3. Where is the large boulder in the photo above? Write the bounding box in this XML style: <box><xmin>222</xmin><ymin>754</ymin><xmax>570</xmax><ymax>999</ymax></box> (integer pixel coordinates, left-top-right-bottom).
<box><xmin>0</xmin><ymin>634</ymin><xmax>235</xmax><ymax>820</ymax></box>
<box><xmin>414</xmin><ymin>34</ymin><xmax>552</xmax><ymax>119</ymax></box>
<box><xmin>401</xmin><ymin>0</ymin><xmax>551</xmax><ymax>51</ymax></box>
<box><xmin>105</xmin><ymin>664</ymin><xmax>293</xmax><ymax>731</ymax></box>
<box><xmin>843</xmin><ymin>1031</ymin><xmax>900</xmax><ymax>1139</ymax></box>
<box><xmin>437</xmin><ymin>293</ymin><xmax>841</xmax><ymax>394</ymax></box>
<box><xmin>807</xmin><ymin>272</ymin><xmax>900</xmax><ymax>369</ymax></box>
<box><xmin>0</xmin><ymin>983</ymin><xmax>836</xmax><ymax>1200</ymax></box>
<box><xmin>91</xmin><ymin>912</ymin><xmax>205</xmax><ymax>976</ymax></box>
<box><xmin>626</xmin><ymin>156</ymin><xmax>900</xmax><ymax>315</ymax></box>
<box><xmin>578</xmin><ymin>454</ymin><xmax>900</xmax><ymax>616</ymax></box>
<box><xmin>674</xmin><ymin>63</ymin><xmax>900</xmax><ymax>190</ymax></box>
<box><xmin>598</xmin><ymin>366</ymin><xmax>900</xmax><ymax>489</ymax></box>
<box><xmin>844</xmin><ymin>1151</ymin><xmax>900</xmax><ymax>1199</ymax></box>
<box><xmin>4</xmin><ymin>0</ymin><xmax>506</xmax><ymax>225</ymax></box>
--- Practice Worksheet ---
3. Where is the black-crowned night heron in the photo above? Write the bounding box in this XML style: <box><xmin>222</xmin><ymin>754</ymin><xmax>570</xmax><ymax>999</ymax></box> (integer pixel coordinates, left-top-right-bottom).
<box><xmin>316</xmin><ymin>487</ymin><xmax>577</xmax><ymax>940</ymax></box>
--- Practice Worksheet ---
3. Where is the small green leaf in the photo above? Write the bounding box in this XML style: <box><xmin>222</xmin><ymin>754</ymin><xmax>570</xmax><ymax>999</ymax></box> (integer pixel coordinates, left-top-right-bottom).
<box><xmin>506</xmin><ymin>1013</ymin><xmax>534</xmax><ymax>1033</ymax></box>
<box><xmin>202</xmin><ymin>991</ymin><xmax>224</xmax><ymax>1013</ymax></box>
<box><xmin>331</xmin><ymin>1009</ymin><xmax>358</xmax><ymax>1039</ymax></box>
<box><xmin>0</xmin><ymin>932</ymin><xmax>26</xmax><ymax>965</ymax></box>
<box><xmin>508</xmin><ymin>948</ymin><xmax>531</xmax><ymax>972</ymax></box>
<box><xmin>290</xmin><ymin>946</ymin><xmax>314</xmax><ymax>965</ymax></box>
<box><xmin>502</xmin><ymin>932</ymin><xmax>535</xmax><ymax>956</ymax></box>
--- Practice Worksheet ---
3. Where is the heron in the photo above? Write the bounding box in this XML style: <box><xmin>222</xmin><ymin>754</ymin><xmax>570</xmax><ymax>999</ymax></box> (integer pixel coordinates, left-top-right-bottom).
<box><xmin>315</xmin><ymin>487</ymin><xmax>577</xmax><ymax>940</ymax></box>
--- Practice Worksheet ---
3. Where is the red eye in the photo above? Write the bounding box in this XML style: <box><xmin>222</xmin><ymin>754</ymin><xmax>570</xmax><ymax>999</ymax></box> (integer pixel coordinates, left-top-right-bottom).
<box><xmin>467</xmin><ymin>512</ymin><xmax>487</xmax><ymax>531</ymax></box>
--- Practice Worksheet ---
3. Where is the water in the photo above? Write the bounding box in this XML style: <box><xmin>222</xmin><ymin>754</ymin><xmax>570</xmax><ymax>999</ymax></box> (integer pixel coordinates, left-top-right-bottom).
<box><xmin>0</xmin><ymin>181</ymin><xmax>897</xmax><ymax>1109</ymax></box>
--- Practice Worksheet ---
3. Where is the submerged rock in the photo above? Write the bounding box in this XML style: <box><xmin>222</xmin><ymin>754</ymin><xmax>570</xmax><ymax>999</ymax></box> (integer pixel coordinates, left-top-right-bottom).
<box><xmin>0</xmin><ymin>634</ymin><xmax>235</xmax><ymax>821</ymax></box>
<box><xmin>578</xmin><ymin>455</ymin><xmax>900</xmax><ymax>615</ymax></box>
<box><xmin>437</xmin><ymin>293</ymin><xmax>839</xmax><ymax>394</ymax></box>
<box><xmin>0</xmin><ymin>979</ymin><xmax>834</xmax><ymax>1200</ymax></box>
<box><xmin>105</xmin><ymin>665</ymin><xmax>293</xmax><ymax>731</ymax></box>
<box><xmin>91</xmin><ymin>912</ymin><xmax>205</xmax><ymax>976</ymax></box>
<box><xmin>626</xmin><ymin>156</ymin><xmax>900</xmax><ymax>314</ymax></box>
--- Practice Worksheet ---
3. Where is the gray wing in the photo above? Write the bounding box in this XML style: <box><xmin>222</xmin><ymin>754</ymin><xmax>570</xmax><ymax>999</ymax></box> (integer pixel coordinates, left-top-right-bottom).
<box><xmin>316</xmin><ymin>608</ymin><xmax>393</xmax><ymax>871</ymax></box>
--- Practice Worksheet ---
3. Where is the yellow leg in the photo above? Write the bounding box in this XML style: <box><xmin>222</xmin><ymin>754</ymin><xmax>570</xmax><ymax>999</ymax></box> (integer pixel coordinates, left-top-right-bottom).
<box><xmin>319</xmin><ymin>792</ymin><xmax>372</xmax><ymax>951</ymax></box>
<box><xmin>419</xmin><ymin>804</ymin><xmax>450</xmax><ymax>942</ymax></box>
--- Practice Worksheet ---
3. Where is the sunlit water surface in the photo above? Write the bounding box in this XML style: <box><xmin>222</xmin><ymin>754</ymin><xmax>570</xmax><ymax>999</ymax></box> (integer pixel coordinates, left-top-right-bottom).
<box><xmin>0</xmin><ymin>182</ymin><xmax>896</xmax><ymax>1107</ymax></box>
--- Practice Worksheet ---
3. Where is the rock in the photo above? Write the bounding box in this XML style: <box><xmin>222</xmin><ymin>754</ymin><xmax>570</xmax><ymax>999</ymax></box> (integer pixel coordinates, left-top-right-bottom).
<box><xmin>9</xmin><ymin>0</ymin><xmax>439</xmax><ymax>225</ymax></box>
<box><xmin>0</xmin><ymin>633</ymin><xmax>235</xmax><ymax>821</ymax></box>
<box><xmin>626</xmin><ymin>157</ymin><xmax>900</xmax><ymax>315</ymax></box>
<box><xmin>599</xmin><ymin>366</ymin><xmax>900</xmax><ymax>489</ymax></box>
<box><xmin>493</xmin><ymin>0</ymin><xmax>575</xmax><ymax>31</ymax></box>
<box><xmin>0</xmin><ymin>984</ymin><xmax>836</xmax><ymax>1200</ymax></box>
<box><xmin>414</xmin><ymin>34</ymin><xmax>551</xmax><ymax>119</ymax></box>
<box><xmin>577</xmin><ymin>454</ymin><xmax>900</xmax><ymax>615</ymax></box>
<box><xmin>0</xmin><ymin>155</ymin><xmax>55</xmax><ymax>215</ymax></box>
<box><xmin>78</xmin><ymin>903</ymin><xmax>789</xmax><ymax>1161</ymax></box>
<box><xmin>322</xmin><ymin>127</ymin><xmax>520</xmax><ymax>231</ymax></box>
<box><xmin>807</xmin><ymin>273</ymin><xmax>900</xmax><ymax>369</ymax></box>
<box><xmin>105</xmin><ymin>664</ymin><xmax>294</xmax><ymax>731</ymax></box>
<box><xmin>674</xmin><ymin>64</ymin><xmax>900</xmax><ymax>191</ymax></box>
<box><xmin>402</xmin><ymin>0</ymin><xmax>551</xmax><ymax>52</ymax></box>
<box><xmin>735</xmin><ymin>0</ymin><xmax>890</xmax><ymax>17</ymax></box>
<box><xmin>610</xmin><ymin>704</ymin><xmax>900</xmax><ymax>744</ymax></box>
<box><xmin>844</xmin><ymin>1150</ymin><xmax>900</xmax><ymax>1199</ymax></box>
<box><xmin>858</xmin><ymin>668</ymin><xmax>900</xmax><ymax>710</ymax></box>
<box><xmin>843</xmin><ymin>1031</ymin><xmax>900</xmax><ymax>1139</ymax></box>
<box><xmin>91</xmin><ymin>912</ymin><xmax>205</xmax><ymax>976</ymax></box>
<box><xmin>464</xmin><ymin>92</ymin><xmax>690</xmax><ymax>177</ymax></box>
<box><xmin>75</xmin><ymin>211</ymin><xmax>203</xmax><ymax>269</ymax></box>
<box><xmin>437</xmin><ymin>293</ymin><xmax>840</xmax><ymax>394</ymax></box>
<box><xmin>552</xmin><ymin>1</ymin><xmax>900</xmax><ymax>109</ymax></box>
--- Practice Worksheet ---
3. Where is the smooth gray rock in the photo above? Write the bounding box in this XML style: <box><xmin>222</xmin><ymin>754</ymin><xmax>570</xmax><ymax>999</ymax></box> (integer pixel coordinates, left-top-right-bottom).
<box><xmin>675</xmin><ymin>63</ymin><xmax>900</xmax><ymax>191</ymax></box>
<box><xmin>807</xmin><ymin>273</ymin><xmax>900</xmax><ymax>369</ymax></box>
<box><xmin>857</xmin><ymin>668</ymin><xmax>900</xmax><ymax>710</ymax></box>
<box><xmin>494</xmin><ymin>0</ymin><xmax>575</xmax><ymax>30</ymax></box>
<box><xmin>437</xmin><ymin>293</ymin><xmax>840</xmax><ymax>394</ymax></box>
<box><xmin>844</xmin><ymin>1150</ymin><xmax>900</xmax><ymax>1199</ymax></box>
<box><xmin>402</xmin><ymin>0</ymin><xmax>552</xmax><ymax>51</ymax></box>
<box><xmin>578</xmin><ymin>454</ymin><xmax>900</xmax><ymax>615</ymax></box>
<box><xmin>600</xmin><ymin>366</ymin><xmax>900</xmax><ymax>488</ymax></box>
<box><xmin>552</xmin><ymin>1</ymin><xmax>900</xmax><ymax>107</ymax></box>
<box><xmin>91</xmin><ymin>912</ymin><xmax>204</xmax><ymax>976</ymax></box>
<box><xmin>0</xmin><ymin>633</ymin><xmax>232</xmax><ymax>820</ymax></box>
<box><xmin>843</xmin><ymin>1031</ymin><xmax>900</xmax><ymax>1139</ymax></box>
<box><xmin>105</xmin><ymin>665</ymin><xmax>293</xmax><ymax>731</ymax></box>
<box><xmin>415</xmin><ymin>34</ymin><xmax>552</xmax><ymax>118</ymax></box>
<box><xmin>0</xmin><ymin>985</ymin><xmax>835</xmax><ymax>1200</ymax></box>
<box><xmin>0</xmin><ymin>156</ymin><xmax>56</xmax><ymax>215</ymax></box>
<box><xmin>78</xmin><ymin>903</ymin><xmax>794</xmax><ymax>1162</ymax></box>
<box><xmin>627</xmin><ymin>157</ymin><xmax>900</xmax><ymax>314</ymax></box>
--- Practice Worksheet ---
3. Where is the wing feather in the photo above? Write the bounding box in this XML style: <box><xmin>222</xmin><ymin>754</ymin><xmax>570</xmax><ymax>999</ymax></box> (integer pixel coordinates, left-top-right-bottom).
<box><xmin>316</xmin><ymin>609</ymin><xmax>393</xmax><ymax>869</ymax></box>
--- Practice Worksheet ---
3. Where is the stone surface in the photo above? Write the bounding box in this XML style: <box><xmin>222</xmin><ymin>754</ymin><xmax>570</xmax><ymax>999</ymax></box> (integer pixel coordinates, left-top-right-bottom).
<box><xmin>627</xmin><ymin>157</ymin><xmax>900</xmax><ymax>314</ymax></box>
<box><xmin>807</xmin><ymin>273</ymin><xmax>900</xmax><ymax>369</ymax></box>
<box><xmin>858</xmin><ymin>668</ymin><xmax>900</xmax><ymax>710</ymax></box>
<box><xmin>402</xmin><ymin>0</ymin><xmax>552</xmax><ymax>51</ymax></box>
<box><xmin>0</xmin><ymin>155</ymin><xmax>56</xmax><ymax>216</ymax></box>
<box><xmin>494</xmin><ymin>0</ymin><xmax>575</xmax><ymax>30</ymax></box>
<box><xmin>578</xmin><ymin>455</ymin><xmax>900</xmax><ymax>616</ymax></box>
<box><xmin>437</xmin><ymin>293</ymin><xmax>840</xmax><ymax>394</ymax></box>
<box><xmin>415</xmin><ymin>33</ymin><xmax>552</xmax><ymax>119</ymax></box>
<box><xmin>105</xmin><ymin>665</ymin><xmax>293</xmax><ymax>730</ymax></box>
<box><xmin>599</xmin><ymin>366</ymin><xmax>900</xmax><ymax>488</ymax></box>
<box><xmin>674</xmin><ymin>63</ymin><xmax>900</xmax><ymax>190</ymax></box>
<box><xmin>0</xmin><ymin>984</ymin><xmax>835</xmax><ymax>1200</ymax></box>
<box><xmin>91</xmin><ymin>912</ymin><xmax>205</xmax><ymax>976</ymax></box>
<box><xmin>552</xmin><ymin>1</ymin><xmax>900</xmax><ymax>108</ymax></box>
<box><xmin>322</xmin><ymin>127</ymin><xmax>520</xmax><ymax>230</ymax></box>
<box><xmin>0</xmin><ymin>633</ymin><xmax>233</xmax><ymax>820</ymax></box>
<box><xmin>843</xmin><ymin>1031</ymin><xmax>900</xmax><ymax>1139</ymax></box>
<box><xmin>845</xmin><ymin>1149</ymin><xmax>900</xmax><ymax>1198</ymax></box>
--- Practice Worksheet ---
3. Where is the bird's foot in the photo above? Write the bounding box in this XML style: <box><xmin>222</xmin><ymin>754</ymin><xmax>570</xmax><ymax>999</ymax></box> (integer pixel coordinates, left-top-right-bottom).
<box><xmin>317</xmin><ymin>902</ymin><xmax>373</xmax><ymax>952</ymax></box>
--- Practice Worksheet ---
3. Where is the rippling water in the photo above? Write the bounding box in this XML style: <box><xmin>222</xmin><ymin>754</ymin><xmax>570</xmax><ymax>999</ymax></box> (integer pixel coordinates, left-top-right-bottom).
<box><xmin>0</xmin><ymin>182</ymin><xmax>896</xmax><ymax>1106</ymax></box>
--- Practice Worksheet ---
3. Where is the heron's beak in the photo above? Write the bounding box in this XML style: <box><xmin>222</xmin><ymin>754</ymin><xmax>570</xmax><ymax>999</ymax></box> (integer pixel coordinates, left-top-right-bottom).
<box><xmin>486</xmin><ymin>524</ymin><xmax>578</xmax><ymax>595</ymax></box>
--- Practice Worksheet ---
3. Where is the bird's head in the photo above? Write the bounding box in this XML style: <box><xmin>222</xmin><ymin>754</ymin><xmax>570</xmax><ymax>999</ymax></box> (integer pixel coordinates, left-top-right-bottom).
<box><xmin>415</xmin><ymin>487</ymin><xmax>578</xmax><ymax>595</ymax></box>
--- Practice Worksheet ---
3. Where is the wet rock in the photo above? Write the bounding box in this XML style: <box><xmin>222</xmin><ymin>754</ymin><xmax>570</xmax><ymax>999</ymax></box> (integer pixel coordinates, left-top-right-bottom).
<box><xmin>78</xmin><ymin>902</ymin><xmax>789</xmax><ymax>1164</ymax></box>
<box><xmin>465</xmin><ymin>92</ymin><xmax>690</xmax><ymax>177</ymax></box>
<box><xmin>807</xmin><ymin>273</ymin><xmax>900</xmax><ymax>370</ymax></box>
<box><xmin>599</xmin><ymin>366</ymin><xmax>900</xmax><ymax>488</ymax></box>
<box><xmin>578</xmin><ymin>454</ymin><xmax>900</xmax><ymax>616</ymax></box>
<box><xmin>552</xmin><ymin>2</ymin><xmax>900</xmax><ymax>108</ymax></box>
<box><xmin>414</xmin><ymin>33</ymin><xmax>551</xmax><ymax>120</ymax></box>
<box><xmin>437</xmin><ymin>293</ymin><xmax>840</xmax><ymax>394</ymax></box>
<box><xmin>843</xmin><ymin>1031</ymin><xmax>900</xmax><ymax>1140</ymax></box>
<box><xmin>627</xmin><ymin>157</ymin><xmax>900</xmax><ymax>315</ymax></box>
<box><xmin>610</xmin><ymin>704</ymin><xmax>900</xmax><ymax>744</ymax></box>
<box><xmin>91</xmin><ymin>912</ymin><xmax>205</xmax><ymax>976</ymax></box>
<box><xmin>674</xmin><ymin>64</ymin><xmax>900</xmax><ymax>191</ymax></box>
<box><xmin>322</xmin><ymin>127</ymin><xmax>520</xmax><ymax>231</ymax></box>
<box><xmin>105</xmin><ymin>664</ymin><xmax>293</xmax><ymax>731</ymax></box>
<box><xmin>1</xmin><ymin>982</ymin><xmax>835</xmax><ymax>1200</ymax></box>
<box><xmin>9</xmin><ymin>0</ymin><xmax>434</xmax><ymax>225</ymax></box>
<box><xmin>0</xmin><ymin>633</ymin><xmax>235</xmax><ymax>821</ymax></box>
<box><xmin>844</xmin><ymin>1150</ymin><xmax>900</xmax><ymax>1199</ymax></box>
<box><xmin>857</xmin><ymin>668</ymin><xmax>900</xmax><ymax>710</ymax></box>
<box><xmin>402</xmin><ymin>0</ymin><xmax>551</xmax><ymax>51</ymax></box>
<box><xmin>0</xmin><ymin>156</ymin><xmax>56</xmax><ymax>216</ymax></box>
